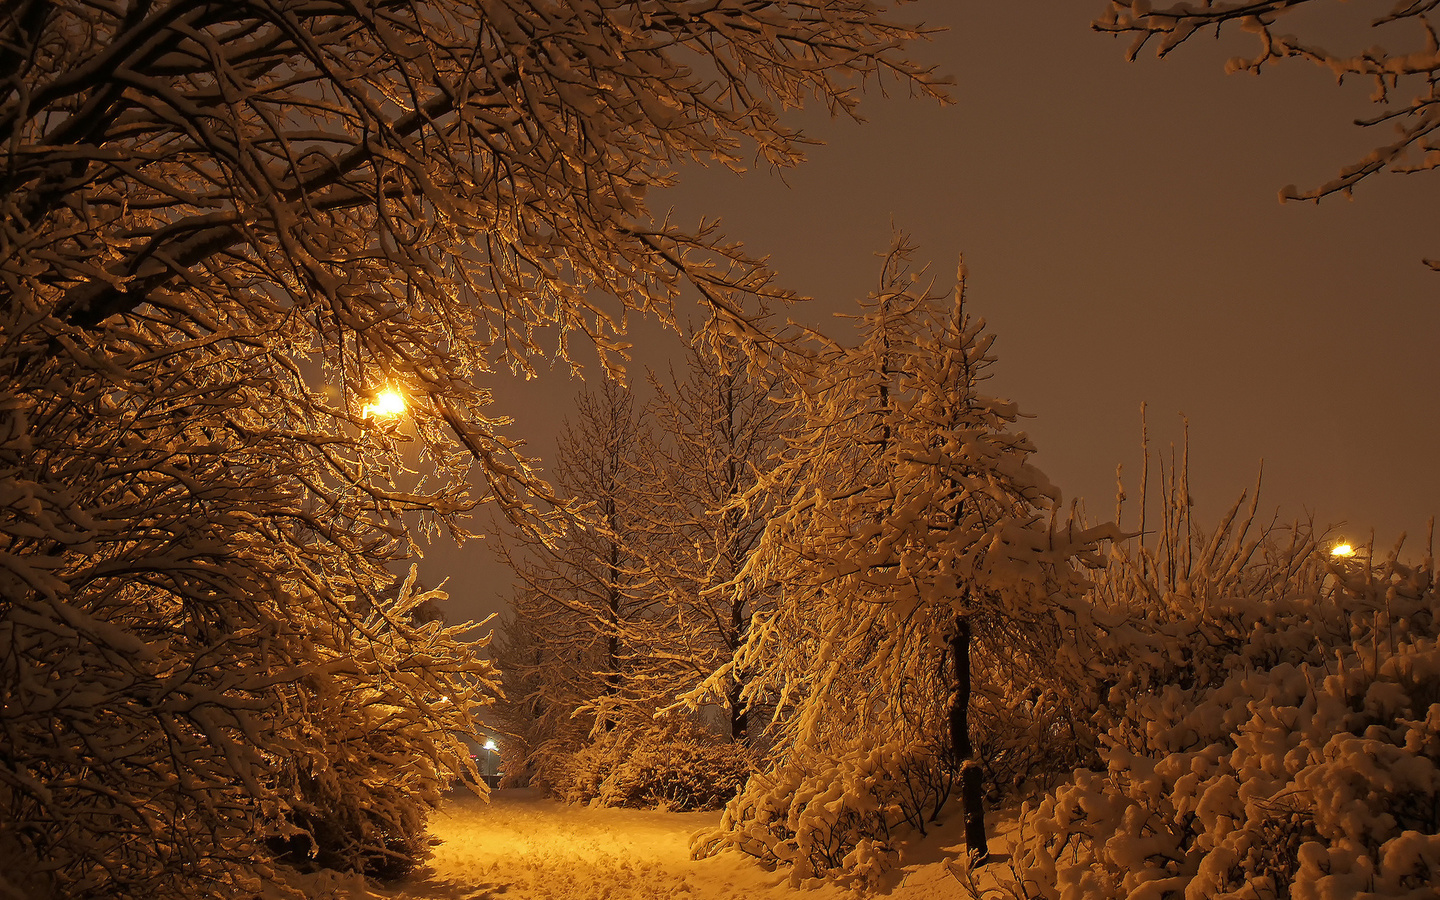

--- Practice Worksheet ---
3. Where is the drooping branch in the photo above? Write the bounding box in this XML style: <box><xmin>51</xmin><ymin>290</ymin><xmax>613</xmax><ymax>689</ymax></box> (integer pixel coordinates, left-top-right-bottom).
<box><xmin>1096</xmin><ymin>0</ymin><xmax>1440</xmax><ymax>266</ymax></box>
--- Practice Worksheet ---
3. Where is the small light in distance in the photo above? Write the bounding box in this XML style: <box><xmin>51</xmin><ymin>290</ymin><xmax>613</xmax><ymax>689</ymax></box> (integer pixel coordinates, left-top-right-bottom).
<box><xmin>364</xmin><ymin>387</ymin><xmax>406</xmax><ymax>418</ymax></box>
<box><xmin>1330</xmin><ymin>543</ymin><xmax>1356</xmax><ymax>559</ymax></box>
<box><xmin>484</xmin><ymin>739</ymin><xmax>498</xmax><ymax>751</ymax></box>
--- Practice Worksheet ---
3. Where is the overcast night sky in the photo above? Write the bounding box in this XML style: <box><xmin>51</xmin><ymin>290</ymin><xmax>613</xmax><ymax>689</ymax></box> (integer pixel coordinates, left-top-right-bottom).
<box><xmin>424</xmin><ymin>1</ymin><xmax>1439</xmax><ymax>627</ymax></box>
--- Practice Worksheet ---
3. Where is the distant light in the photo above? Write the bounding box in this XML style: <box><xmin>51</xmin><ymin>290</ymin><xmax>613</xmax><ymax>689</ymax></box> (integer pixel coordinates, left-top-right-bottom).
<box><xmin>364</xmin><ymin>387</ymin><xmax>406</xmax><ymax>418</ymax></box>
<box><xmin>438</xmin><ymin>695</ymin><xmax>449</xmax><ymax>704</ymax></box>
<box><xmin>1331</xmin><ymin>543</ymin><xmax>1356</xmax><ymax>559</ymax></box>
<box><xmin>484</xmin><ymin>739</ymin><xmax>498</xmax><ymax>751</ymax></box>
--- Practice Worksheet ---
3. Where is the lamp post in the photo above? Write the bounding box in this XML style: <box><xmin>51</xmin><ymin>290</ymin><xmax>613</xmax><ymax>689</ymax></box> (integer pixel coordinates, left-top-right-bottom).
<box><xmin>483</xmin><ymin>738</ymin><xmax>498</xmax><ymax>788</ymax></box>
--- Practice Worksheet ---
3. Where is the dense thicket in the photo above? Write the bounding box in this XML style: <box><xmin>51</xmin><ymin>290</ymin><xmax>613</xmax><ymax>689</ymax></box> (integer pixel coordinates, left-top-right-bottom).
<box><xmin>0</xmin><ymin>332</ymin><xmax>497</xmax><ymax>896</ymax></box>
<box><xmin>992</xmin><ymin>482</ymin><xmax>1440</xmax><ymax>900</ymax></box>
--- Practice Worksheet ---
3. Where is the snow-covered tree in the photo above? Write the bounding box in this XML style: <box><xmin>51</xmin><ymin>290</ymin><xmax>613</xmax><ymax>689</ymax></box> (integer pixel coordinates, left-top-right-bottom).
<box><xmin>495</xmin><ymin>349</ymin><xmax>788</xmax><ymax>806</ymax></box>
<box><xmin>694</xmin><ymin>239</ymin><xmax>1116</xmax><ymax>882</ymax></box>
<box><xmin>491</xmin><ymin>382</ymin><xmax>660</xmax><ymax>790</ymax></box>
<box><xmin>0</xmin><ymin>339</ymin><xmax>496</xmax><ymax>897</ymax></box>
<box><xmin>1</xmin><ymin>1</ymin><xmax>943</xmax><ymax>893</ymax></box>
<box><xmin>637</xmin><ymin>337</ymin><xmax>793</xmax><ymax>743</ymax></box>
<box><xmin>490</xmin><ymin>586</ymin><xmax>600</xmax><ymax>791</ymax></box>
<box><xmin>5</xmin><ymin>0</ymin><xmax>943</xmax><ymax>370</ymax></box>
<box><xmin>1096</xmin><ymin>0</ymin><xmax>1440</xmax><ymax>268</ymax></box>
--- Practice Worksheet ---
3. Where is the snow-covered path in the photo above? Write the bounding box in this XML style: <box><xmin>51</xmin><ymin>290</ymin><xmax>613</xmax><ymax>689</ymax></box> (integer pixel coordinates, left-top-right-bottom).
<box><xmin>388</xmin><ymin>789</ymin><xmax>787</xmax><ymax>900</ymax></box>
<box><xmin>305</xmin><ymin>789</ymin><xmax>1018</xmax><ymax>900</ymax></box>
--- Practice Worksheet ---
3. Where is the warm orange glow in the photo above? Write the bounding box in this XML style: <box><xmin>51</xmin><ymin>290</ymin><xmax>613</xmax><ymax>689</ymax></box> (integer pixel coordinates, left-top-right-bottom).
<box><xmin>364</xmin><ymin>387</ymin><xmax>406</xmax><ymax>418</ymax></box>
<box><xmin>1330</xmin><ymin>543</ymin><xmax>1356</xmax><ymax>559</ymax></box>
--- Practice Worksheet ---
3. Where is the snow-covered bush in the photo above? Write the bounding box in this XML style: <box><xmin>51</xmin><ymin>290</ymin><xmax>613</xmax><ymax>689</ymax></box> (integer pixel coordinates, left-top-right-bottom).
<box><xmin>563</xmin><ymin>721</ymin><xmax>754</xmax><ymax>812</ymax></box>
<box><xmin>265</xmin><ymin>578</ymin><xmax>494</xmax><ymax>881</ymax></box>
<box><xmin>1009</xmin><ymin>483</ymin><xmax>1440</xmax><ymax>899</ymax></box>
<box><xmin>693</xmin><ymin>736</ymin><xmax>954</xmax><ymax>885</ymax></box>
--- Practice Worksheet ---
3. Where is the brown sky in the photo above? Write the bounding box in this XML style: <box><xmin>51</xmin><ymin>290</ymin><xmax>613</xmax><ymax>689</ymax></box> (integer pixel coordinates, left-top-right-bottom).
<box><xmin>424</xmin><ymin>1</ymin><xmax>1439</xmax><ymax>626</ymax></box>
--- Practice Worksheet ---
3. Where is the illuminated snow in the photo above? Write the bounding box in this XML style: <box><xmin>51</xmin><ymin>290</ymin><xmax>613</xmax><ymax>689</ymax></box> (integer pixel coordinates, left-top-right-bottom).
<box><xmin>298</xmin><ymin>789</ymin><xmax>1017</xmax><ymax>900</ymax></box>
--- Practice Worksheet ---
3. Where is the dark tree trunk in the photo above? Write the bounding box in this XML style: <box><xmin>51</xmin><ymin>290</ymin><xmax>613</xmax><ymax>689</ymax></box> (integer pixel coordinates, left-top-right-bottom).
<box><xmin>729</xmin><ymin>594</ymin><xmax>750</xmax><ymax>741</ymax></box>
<box><xmin>949</xmin><ymin>618</ymin><xmax>972</xmax><ymax>762</ymax></box>
<box><xmin>961</xmin><ymin>763</ymin><xmax>987</xmax><ymax>863</ymax></box>
<box><xmin>727</xmin><ymin>679</ymin><xmax>749</xmax><ymax>742</ymax></box>
<box><xmin>949</xmin><ymin>617</ymin><xmax>989</xmax><ymax>865</ymax></box>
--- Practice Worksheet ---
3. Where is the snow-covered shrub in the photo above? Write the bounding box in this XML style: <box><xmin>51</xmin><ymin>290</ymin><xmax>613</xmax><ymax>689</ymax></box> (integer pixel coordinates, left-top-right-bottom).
<box><xmin>264</xmin><ymin>579</ymin><xmax>493</xmax><ymax>881</ymax></box>
<box><xmin>1009</xmin><ymin>487</ymin><xmax>1440</xmax><ymax>899</ymax></box>
<box><xmin>564</xmin><ymin>721</ymin><xmax>754</xmax><ymax>811</ymax></box>
<box><xmin>693</xmin><ymin>736</ymin><xmax>954</xmax><ymax>885</ymax></box>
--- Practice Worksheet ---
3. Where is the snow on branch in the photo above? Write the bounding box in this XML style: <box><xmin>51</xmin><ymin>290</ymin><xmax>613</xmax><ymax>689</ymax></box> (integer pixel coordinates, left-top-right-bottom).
<box><xmin>1096</xmin><ymin>0</ymin><xmax>1440</xmax><ymax>257</ymax></box>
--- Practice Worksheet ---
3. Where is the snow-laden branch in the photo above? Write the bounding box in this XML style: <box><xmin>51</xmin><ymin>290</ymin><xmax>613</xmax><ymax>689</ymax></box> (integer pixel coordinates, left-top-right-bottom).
<box><xmin>1096</xmin><ymin>1</ymin><xmax>1440</xmax><ymax>266</ymax></box>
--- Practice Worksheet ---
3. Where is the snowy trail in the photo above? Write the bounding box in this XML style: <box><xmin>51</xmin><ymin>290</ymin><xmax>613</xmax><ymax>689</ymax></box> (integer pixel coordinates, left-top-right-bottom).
<box><xmin>305</xmin><ymin>789</ymin><xmax>1018</xmax><ymax>900</ymax></box>
<box><xmin>388</xmin><ymin>789</ymin><xmax>767</xmax><ymax>900</ymax></box>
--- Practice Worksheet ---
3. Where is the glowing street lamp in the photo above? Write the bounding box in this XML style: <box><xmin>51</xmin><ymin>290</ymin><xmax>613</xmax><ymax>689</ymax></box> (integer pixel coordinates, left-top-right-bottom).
<box><xmin>363</xmin><ymin>387</ymin><xmax>406</xmax><ymax>418</ymax></box>
<box><xmin>481</xmin><ymin>738</ymin><xmax>499</xmax><ymax>786</ymax></box>
<box><xmin>1330</xmin><ymin>542</ymin><xmax>1356</xmax><ymax>559</ymax></box>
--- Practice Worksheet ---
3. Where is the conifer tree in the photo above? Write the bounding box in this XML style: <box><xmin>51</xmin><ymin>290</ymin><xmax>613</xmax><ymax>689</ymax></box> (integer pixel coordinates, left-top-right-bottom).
<box><xmin>491</xmin><ymin>382</ymin><xmax>657</xmax><ymax>789</ymax></box>
<box><xmin>697</xmin><ymin>239</ymin><xmax>1117</xmax><ymax>879</ymax></box>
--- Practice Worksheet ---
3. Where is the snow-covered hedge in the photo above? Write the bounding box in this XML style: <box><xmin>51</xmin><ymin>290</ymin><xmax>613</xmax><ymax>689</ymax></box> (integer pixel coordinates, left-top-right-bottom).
<box><xmin>563</xmin><ymin>721</ymin><xmax>753</xmax><ymax>811</ymax></box>
<box><xmin>1008</xmin><ymin>526</ymin><xmax>1440</xmax><ymax>900</ymax></box>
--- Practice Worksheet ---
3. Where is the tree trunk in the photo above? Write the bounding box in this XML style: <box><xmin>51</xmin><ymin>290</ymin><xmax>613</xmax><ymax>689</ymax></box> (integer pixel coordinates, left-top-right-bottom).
<box><xmin>727</xmin><ymin>678</ymin><xmax>749</xmax><ymax>742</ymax></box>
<box><xmin>950</xmin><ymin>617</ymin><xmax>989</xmax><ymax>865</ymax></box>
<box><xmin>961</xmin><ymin>763</ymin><xmax>987</xmax><ymax>864</ymax></box>
<box><xmin>729</xmin><ymin>596</ymin><xmax>750</xmax><ymax>741</ymax></box>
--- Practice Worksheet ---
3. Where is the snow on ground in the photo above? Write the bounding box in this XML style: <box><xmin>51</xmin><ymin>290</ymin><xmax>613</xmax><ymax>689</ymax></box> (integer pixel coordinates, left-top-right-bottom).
<box><xmin>298</xmin><ymin>789</ymin><xmax>1021</xmax><ymax>900</ymax></box>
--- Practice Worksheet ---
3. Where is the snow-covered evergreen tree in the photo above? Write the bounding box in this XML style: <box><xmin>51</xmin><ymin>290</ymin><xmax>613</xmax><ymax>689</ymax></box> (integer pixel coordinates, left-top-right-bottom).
<box><xmin>491</xmin><ymin>586</ymin><xmax>602</xmax><ymax>792</ymax></box>
<box><xmin>494</xmin><ymin>347</ymin><xmax>788</xmax><ymax>807</ymax></box>
<box><xmin>695</xmin><ymin>239</ymin><xmax>1116</xmax><ymax>881</ymax></box>
<box><xmin>491</xmin><ymin>382</ymin><xmax>659</xmax><ymax>791</ymax></box>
